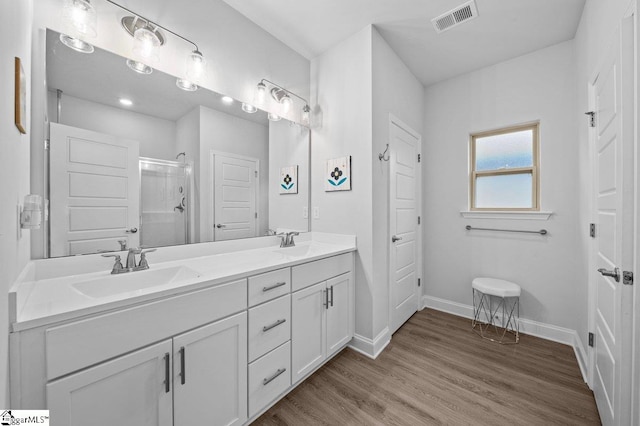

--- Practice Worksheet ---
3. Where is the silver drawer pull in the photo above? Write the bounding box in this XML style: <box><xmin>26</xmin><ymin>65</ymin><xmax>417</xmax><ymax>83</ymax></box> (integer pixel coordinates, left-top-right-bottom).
<box><xmin>262</xmin><ymin>282</ymin><xmax>286</xmax><ymax>292</ymax></box>
<box><xmin>263</xmin><ymin>368</ymin><xmax>286</xmax><ymax>386</ymax></box>
<box><xmin>262</xmin><ymin>318</ymin><xmax>286</xmax><ymax>332</ymax></box>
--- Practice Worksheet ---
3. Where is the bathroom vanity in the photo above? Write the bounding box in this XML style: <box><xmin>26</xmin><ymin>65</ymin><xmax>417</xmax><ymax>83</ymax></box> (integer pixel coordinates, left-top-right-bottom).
<box><xmin>9</xmin><ymin>233</ymin><xmax>355</xmax><ymax>425</ymax></box>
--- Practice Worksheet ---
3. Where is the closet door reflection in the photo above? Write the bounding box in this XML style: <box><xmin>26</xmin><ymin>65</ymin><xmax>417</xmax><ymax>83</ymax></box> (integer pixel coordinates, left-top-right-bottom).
<box><xmin>140</xmin><ymin>158</ymin><xmax>192</xmax><ymax>248</ymax></box>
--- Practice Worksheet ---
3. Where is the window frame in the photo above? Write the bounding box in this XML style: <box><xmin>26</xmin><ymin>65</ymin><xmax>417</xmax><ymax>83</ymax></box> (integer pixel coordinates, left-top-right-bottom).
<box><xmin>469</xmin><ymin>122</ymin><xmax>540</xmax><ymax>211</ymax></box>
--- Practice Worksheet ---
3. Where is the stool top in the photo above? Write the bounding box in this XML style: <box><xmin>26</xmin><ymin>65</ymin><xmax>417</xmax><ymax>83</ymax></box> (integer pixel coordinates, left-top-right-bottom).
<box><xmin>472</xmin><ymin>277</ymin><xmax>521</xmax><ymax>297</ymax></box>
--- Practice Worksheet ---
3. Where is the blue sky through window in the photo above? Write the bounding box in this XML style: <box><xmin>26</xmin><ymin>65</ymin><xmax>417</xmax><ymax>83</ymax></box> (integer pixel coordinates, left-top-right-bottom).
<box><xmin>475</xmin><ymin>130</ymin><xmax>533</xmax><ymax>171</ymax></box>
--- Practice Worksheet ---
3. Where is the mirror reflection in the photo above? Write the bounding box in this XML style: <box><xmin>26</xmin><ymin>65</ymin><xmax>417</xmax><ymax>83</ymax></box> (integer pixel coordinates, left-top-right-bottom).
<box><xmin>45</xmin><ymin>29</ymin><xmax>309</xmax><ymax>258</ymax></box>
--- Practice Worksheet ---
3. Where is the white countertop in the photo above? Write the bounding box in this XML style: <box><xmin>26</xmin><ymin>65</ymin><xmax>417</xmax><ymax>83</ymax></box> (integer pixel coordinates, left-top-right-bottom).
<box><xmin>10</xmin><ymin>232</ymin><xmax>356</xmax><ymax>332</ymax></box>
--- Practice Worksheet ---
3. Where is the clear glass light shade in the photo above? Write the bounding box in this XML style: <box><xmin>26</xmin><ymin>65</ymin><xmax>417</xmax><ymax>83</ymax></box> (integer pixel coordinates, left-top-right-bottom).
<box><xmin>126</xmin><ymin>59</ymin><xmax>153</xmax><ymax>75</ymax></box>
<box><xmin>302</xmin><ymin>105</ymin><xmax>310</xmax><ymax>125</ymax></box>
<box><xmin>59</xmin><ymin>33</ymin><xmax>94</xmax><ymax>53</ymax></box>
<box><xmin>176</xmin><ymin>78</ymin><xmax>198</xmax><ymax>92</ymax></box>
<box><xmin>281</xmin><ymin>95</ymin><xmax>292</xmax><ymax>113</ymax></box>
<box><xmin>255</xmin><ymin>82</ymin><xmax>267</xmax><ymax>104</ymax></box>
<box><xmin>185</xmin><ymin>50</ymin><xmax>206</xmax><ymax>83</ymax></box>
<box><xmin>242</xmin><ymin>103</ymin><xmax>258</xmax><ymax>114</ymax></box>
<box><xmin>221</xmin><ymin>96</ymin><xmax>234</xmax><ymax>105</ymax></box>
<box><xmin>132</xmin><ymin>27</ymin><xmax>161</xmax><ymax>62</ymax></box>
<box><xmin>268</xmin><ymin>113</ymin><xmax>281</xmax><ymax>121</ymax></box>
<box><xmin>62</xmin><ymin>0</ymin><xmax>97</xmax><ymax>38</ymax></box>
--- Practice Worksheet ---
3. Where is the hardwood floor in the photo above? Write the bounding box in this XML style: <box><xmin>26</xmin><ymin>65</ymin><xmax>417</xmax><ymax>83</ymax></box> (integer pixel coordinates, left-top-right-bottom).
<box><xmin>254</xmin><ymin>309</ymin><xmax>600</xmax><ymax>425</ymax></box>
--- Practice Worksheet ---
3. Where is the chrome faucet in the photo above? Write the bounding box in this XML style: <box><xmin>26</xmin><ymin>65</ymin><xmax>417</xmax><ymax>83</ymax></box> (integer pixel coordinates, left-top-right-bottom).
<box><xmin>102</xmin><ymin>248</ymin><xmax>156</xmax><ymax>274</ymax></box>
<box><xmin>277</xmin><ymin>231</ymin><xmax>300</xmax><ymax>248</ymax></box>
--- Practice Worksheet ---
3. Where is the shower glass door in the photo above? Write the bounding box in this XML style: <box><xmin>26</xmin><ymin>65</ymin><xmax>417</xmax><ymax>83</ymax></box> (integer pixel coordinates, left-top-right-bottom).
<box><xmin>139</xmin><ymin>158</ymin><xmax>191</xmax><ymax>248</ymax></box>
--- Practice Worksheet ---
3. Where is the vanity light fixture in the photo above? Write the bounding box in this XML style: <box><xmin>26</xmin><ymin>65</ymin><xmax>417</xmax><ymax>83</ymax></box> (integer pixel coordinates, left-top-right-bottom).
<box><xmin>59</xmin><ymin>0</ymin><xmax>97</xmax><ymax>53</ymax></box>
<box><xmin>105</xmin><ymin>1</ymin><xmax>207</xmax><ymax>89</ymax></box>
<box><xmin>256</xmin><ymin>79</ymin><xmax>310</xmax><ymax>124</ymax></box>
<box><xmin>255</xmin><ymin>81</ymin><xmax>267</xmax><ymax>104</ymax></box>
<box><xmin>268</xmin><ymin>112</ymin><xmax>281</xmax><ymax>122</ymax></box>
<box><xmin>119</xmin><ymin>97</ymin><xmax>133</xmax><ymax>106</ymax></box>
<box><xmin>221</xmin><ymin>96</ymin><xmax>234</xmax><ymax>105</ymax></box>
<box><xmin>242</xmin><ymin>103</ymin><xmax>258</xmax><ymax>114</ymax></box>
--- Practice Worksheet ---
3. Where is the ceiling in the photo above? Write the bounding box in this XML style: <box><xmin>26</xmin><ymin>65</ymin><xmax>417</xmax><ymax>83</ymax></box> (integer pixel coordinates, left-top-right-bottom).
<box><xmin>222</xmin><ymin>0</ymin><xmax>586</xmax><ymax>86</ymax></box>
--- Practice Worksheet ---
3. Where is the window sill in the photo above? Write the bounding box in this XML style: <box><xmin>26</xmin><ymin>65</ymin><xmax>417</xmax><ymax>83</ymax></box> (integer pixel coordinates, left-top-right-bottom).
<box><xmin>460</xmin><ymin>211</ymin><xmax>553</xmax><ymax>221</ymax></box>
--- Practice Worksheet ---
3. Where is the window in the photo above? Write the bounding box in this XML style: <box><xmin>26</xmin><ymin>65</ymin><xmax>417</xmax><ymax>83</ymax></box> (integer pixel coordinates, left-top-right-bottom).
<box><xmin>470</xmin><ymin>123</ymin><xmax>539</xmax><ymax>211</ymax></box>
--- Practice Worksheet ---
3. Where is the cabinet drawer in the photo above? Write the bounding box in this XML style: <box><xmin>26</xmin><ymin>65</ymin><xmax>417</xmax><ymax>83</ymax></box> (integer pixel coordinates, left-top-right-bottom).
<box><xmin>292</xmin><ymin>253</ymin><xmax>352</xmax><ymax>291</ymax></box>
<box><xmin>46</xmin><ymin>279</ymin><xmax>247</xmax><ymax>381</ymax></box>
<box><xmin>248</xmin><ymin>268</ymin><xmax>290</xmax><ymax>307</ymax></box>
<box><xmin>248</xmin><ymin>295</ymin><xmax>291</xmax><ymax>362</ymax></box>
<box><xmin>248</xmin><ymin>341</ymin><xmax>291</xmax><ymax>418</ymax></box>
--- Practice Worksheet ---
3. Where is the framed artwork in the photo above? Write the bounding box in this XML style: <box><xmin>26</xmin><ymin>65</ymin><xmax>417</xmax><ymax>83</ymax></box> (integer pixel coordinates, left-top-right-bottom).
<box><xmin>325</xmin><ymin>156</ymin><xmax>351</xmax><ymax>191</ymax></box>
<box><xmin>279</xmin><ymin>165</ymin><xmax>298</xmax><ymax>194</ymax></box>
<box><xmin>14</xmin><ymin>57</ymin><xmax>26</xmax><ymax>134</ymax></box>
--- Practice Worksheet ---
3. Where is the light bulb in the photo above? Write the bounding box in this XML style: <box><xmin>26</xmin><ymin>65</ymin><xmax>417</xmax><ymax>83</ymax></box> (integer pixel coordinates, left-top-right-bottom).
<box><xmin>62</xmin><ymin>0</ymin><xmax>97</xmax><ymax>38</ymax></box>
<box><xmin>281</xmin><ymin>95</ymin><xmax>292</xmax><ymax>113</ymax></box>
<box><xmin>242</xmin><ymin>103</ymin><xmax>258</xmax><ymax>114</ymax></box>
<box><xmin>255</xmin><ymin>82</ymin><xmax>267</xmax><ymax>104</ymax></box>
<box><xmin>268</xmin><ymin>113</ymin><xmax>281</xmax><ymax>122</ymax></box>
<box><xmin>176</xmin><ymin>78</ymin><xmax>198</xmax><ymax>92</ymax></box>
<box><xmin>133</xmin><ymin>26</ymin><xmax>160</xmax><ymax>62</ymax></box>
<box><xmin>59</xmin><ymin>33</ymin><xmax>94</xmax><ymax>53</ymax></box>
<box><xmin>186</xmin><ymin>50</ymin><xmax>206</xmax><ymax>83</ymax></box>
<box><xmin>221</xmin><ymin>96</ymin><xmax>234</xmax><ymax>105</ymax></box>
<box><xmin>126</xmin><ymin>59</ymin><xmax>153</xmax><ymax>75</ymax></box>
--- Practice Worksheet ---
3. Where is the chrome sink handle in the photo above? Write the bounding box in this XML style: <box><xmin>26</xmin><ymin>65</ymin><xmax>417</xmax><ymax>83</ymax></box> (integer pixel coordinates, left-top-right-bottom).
<box><xmin>138</xmin><ymin>248</ymin><xmax>157</xmax><ymax>269</ymax></box>
<box><xmin>101</xmin><ymin>254</ymin><xmax>124</xmax><ymax>274</ymax></box>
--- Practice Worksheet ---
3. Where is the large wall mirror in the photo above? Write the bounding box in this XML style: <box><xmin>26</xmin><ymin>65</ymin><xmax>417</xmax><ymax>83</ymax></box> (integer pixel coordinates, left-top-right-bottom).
<box><xmin>42</xmin><ymin>28</ymin><xmax>310</xmax><ymax>258</ymax></box>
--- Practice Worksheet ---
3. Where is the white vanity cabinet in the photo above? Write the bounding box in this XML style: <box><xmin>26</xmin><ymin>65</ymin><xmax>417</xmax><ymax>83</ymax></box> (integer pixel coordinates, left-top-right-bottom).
<box><xmin>291</xmin><ymin>254</ymin><xmax>353</xmax><ymax>384</ymax></box>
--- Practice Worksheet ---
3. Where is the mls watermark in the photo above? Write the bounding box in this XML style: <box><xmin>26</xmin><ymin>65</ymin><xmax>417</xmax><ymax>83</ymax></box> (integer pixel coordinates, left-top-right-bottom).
<box><xmin>1</xmin><ymin>411</ymin><xmax>49</xmax><ymax>425</ymax></box>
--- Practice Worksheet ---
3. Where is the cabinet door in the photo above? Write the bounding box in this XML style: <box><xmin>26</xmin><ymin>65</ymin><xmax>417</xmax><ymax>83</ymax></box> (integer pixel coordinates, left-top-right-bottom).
<box><xmin>326</xmin><ymin>273</ymin><xmax>352</xmax><ymax>357</ymax></box>
<box><xmin>173</xmin><ymin>311</ymin><xmax>247</xmax><ymax>426</ymax></box>
<box><xmin>47</xmin><ymin>340</ymin><xmax>172</xmax><ymax>426</ymax></box>
<box><xmin>291</xmin><ymin>282</ymin><xmax>326</xmax><ymax>383</ymax></box>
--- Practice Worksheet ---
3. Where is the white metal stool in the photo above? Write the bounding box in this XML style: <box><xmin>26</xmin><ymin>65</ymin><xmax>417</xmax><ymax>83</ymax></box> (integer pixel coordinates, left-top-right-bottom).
<box><xmin>472</xmin><ymin>277</ymin><xmax>520</xmax><ymax>344</ymax></box>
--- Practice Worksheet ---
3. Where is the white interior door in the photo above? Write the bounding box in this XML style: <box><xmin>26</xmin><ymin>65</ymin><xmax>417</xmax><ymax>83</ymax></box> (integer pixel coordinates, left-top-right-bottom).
<box><xmin>212</xmin><ymin>153</ymin><xmax>258</xmax><ymax>241</ymax></box>
<box><xmin>50</xmin><ymin>123</ymin><xmax>140</xmax><ymax>256</ymax></box>
<box><xmin>589</xmin><ymin>16</ymin><xmax>634</xmax><ymax>426</ymax></box>
<box><xmin>389</xmin><ymin>117</ymin><xmax>422</xmax><ymax>335</ymax></box>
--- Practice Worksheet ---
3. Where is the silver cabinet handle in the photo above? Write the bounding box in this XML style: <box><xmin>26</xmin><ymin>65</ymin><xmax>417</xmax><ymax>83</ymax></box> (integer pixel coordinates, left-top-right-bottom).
<box><xmin>263</xmin><ymin>368</ymin><xmax>286</xmax><ymax>386</ymax></box>
<box><xmin>262</xmin><ymin>282</ymin><xmax>286</xmax><ymax>292</ymax></box>
<box><xmin>598</xmin><ymin>267</ymin><xmax>620</xmax><ymax>282</ymax></box>
<box><xmin>330</xmin><ymin>285</ymin><xmax>334</xmax><ymax>307</ymax></box>
<box><xmin>125</xmin><ymin>227</ymin><xmax>138</xmax><ymax>234</ymax></box>
<box><xmin>323</xmin><ymin>289</ymin><xmax>328</xmax><ymax>309</ymax></box>
<box><xmin>263</xmin><ymin>319</ymin><xmax>286</xmax><ymax>332</ymax></box>
<box><xmin>391</xmin><ymin>235</ymin><xmax>402</xmax><ymax>243</ymax></box>
<box><xmin>216</xmin><ymin>224</ymin><xmax>227</xmax><ymax>229</ymax></box>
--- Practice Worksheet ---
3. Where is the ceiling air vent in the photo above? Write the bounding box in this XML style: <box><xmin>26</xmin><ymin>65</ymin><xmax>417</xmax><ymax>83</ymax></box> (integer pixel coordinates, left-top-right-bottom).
<box><xmin>432</xmin><ymin>0</ymin><xmax>478</xmax><ymax>34</ymax></box>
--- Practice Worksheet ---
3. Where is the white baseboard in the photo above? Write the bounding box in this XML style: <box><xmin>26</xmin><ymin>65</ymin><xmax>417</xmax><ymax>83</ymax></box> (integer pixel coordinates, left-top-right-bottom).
<box><xmin>348</xmin><ymin>327</ymin><xmax>390</xmax><ymax>359</ymax></box>
<box><xmin>423</xmin><ymin>295</ymin><xmax>589</xmax><ymax>383</ymax></box>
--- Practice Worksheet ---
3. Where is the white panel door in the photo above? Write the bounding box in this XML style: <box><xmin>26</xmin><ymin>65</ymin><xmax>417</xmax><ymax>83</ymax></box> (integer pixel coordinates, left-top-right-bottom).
<box><xmin>389</xmin><ymin>119</ymin><xmax>421</xmax><ymax>334</ymax></box>
<box><xmin>50</xmin><ymin>123</ymin><xmax>140</xmax><ymax>256</ymax></box>
<box><xmin>590</xmin><ymin>17</ymin><xmax>634</xmax><ymax>426</ymax></box>
<box><xmin>172</xmin><ymin>312</ymin><xmax>248</xmax><ymax>426</ymax></box>
<box><xmin>291</xmin><ymin>282</ymin><xmax>326</xmax><ymax>384</ymax></box>
<box><xmin>47</xmin><ymin>340</ymin><xmax>172</xmax><ymax>426</ymax></box>
<box><xmin>212</xmin><ymin>153</ymin><xmax>257</xmax><ymax>241</ymax></box>
<box><xmin>326</xmin><ymin>273</ymin><xmax>352</xmax><ymax>357</ymax></box>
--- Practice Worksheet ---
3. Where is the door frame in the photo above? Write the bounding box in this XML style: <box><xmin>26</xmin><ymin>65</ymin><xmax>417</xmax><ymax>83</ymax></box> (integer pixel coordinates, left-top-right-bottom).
<box><xmin>387</xmin><ymin>113</ymin><xmax>423</xmax><ymax>334</ymax></box>
<box><xmin>586</xmin><ymin>4</ymin><xmax>637</xmax><ymax>424</ymax></box>
<box><xmin>209</xmin><ymin>150</ymin><xmax>260</xmax><ymax>241</ymax></box>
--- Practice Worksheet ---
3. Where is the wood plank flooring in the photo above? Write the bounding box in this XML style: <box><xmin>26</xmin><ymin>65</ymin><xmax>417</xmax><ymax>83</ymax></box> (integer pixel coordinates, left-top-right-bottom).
<box><xmin>254</xmin><ymin>309</ymin><xmax>600</xmax><ymax>425</ymax></box>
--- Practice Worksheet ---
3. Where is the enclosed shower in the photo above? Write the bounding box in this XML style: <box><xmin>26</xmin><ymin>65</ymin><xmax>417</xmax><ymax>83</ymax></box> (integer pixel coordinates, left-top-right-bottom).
<box><xmin>139</xmin><ymin>157</ymin><xmax>192</xmax><ymax>248</ymax></box>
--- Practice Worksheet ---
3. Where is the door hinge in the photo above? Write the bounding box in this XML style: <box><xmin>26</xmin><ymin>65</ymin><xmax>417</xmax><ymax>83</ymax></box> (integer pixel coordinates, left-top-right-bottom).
<box><xmin>623</xmin><ymin>271</ymin><xmax>634</xmax><ymax>285</ymax></box>
<box><xmin>254</xmin><ymin>170</ymin><xmax>258</xmax><ymax>177</ymax></box>
<box><xmin>418</xmin><ymin>278</ymin><xmax>421</xmax><ymax>287</ymax></box>
<box><xmin>255</xmin><ymin>212</ymin><xmax>258</xmax><ymax>219</ymax></box>
<box><xmin>588</xmin><ymin>332</ymin><xmax>594</xmax><ymax>347</ymax></box>
<box><xmin>418</xmin><ymin>216</ymin><xmax>421</xmax><ymax>225</ymax></box>
<box><xmin>589</xmin><ymin>223</ymin><xmax>596</xmax><ymax>238</ymax></box>
<box><xmin>417</xmin><ymin>154</ymin><xmax>421</xmax><ymax>163</ymax></box>
<box><xmin>585</xmin><ymin>111</ymin><xmax>596</xmax><ymax>128</ymax></box>
<box><xmin>44</xmin><ymin>139</ymin><xmax>50</xmax><ymax>150</ymax></box>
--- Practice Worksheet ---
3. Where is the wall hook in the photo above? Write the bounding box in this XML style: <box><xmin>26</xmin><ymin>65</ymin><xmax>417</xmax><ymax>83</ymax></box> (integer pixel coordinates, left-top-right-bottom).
<box><xmin>378</xmin><ymin>144</ymin><xmax>390</xmax><ymax>161</ymax></box>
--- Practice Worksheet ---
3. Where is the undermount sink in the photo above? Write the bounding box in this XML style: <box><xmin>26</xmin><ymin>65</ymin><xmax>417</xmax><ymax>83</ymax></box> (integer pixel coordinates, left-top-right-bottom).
<box><xmin>72</xmin><ymin>265</ymin><xmax>201</xmax><ymax>298</ymax></box>
<box><xmin>273</xmin><ymin>244</ymin><xmax>315</xmax><ymax>258</ymax></box>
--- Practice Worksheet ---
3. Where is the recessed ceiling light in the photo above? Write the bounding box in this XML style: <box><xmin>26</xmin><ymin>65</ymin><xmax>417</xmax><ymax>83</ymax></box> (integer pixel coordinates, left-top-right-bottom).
<box><xmin>221</xmin><ymin>96</ymin><xmax>234</xmax><ymax>105</ymax></box>
<box><xmin>119</xmin><ymin>98</ymin><xmax>133</xmax><ymax>106</ymax></box>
